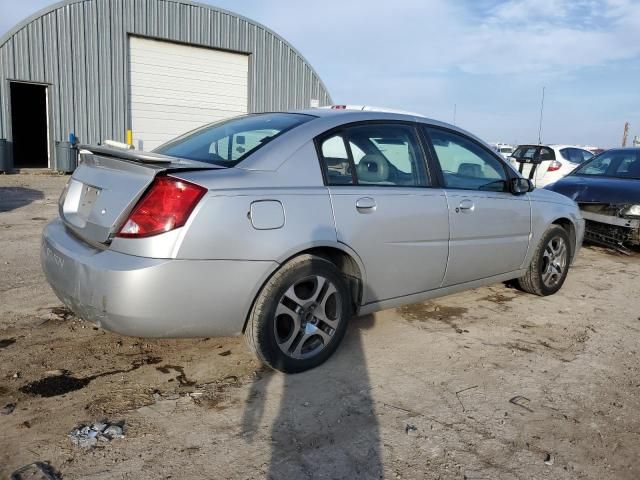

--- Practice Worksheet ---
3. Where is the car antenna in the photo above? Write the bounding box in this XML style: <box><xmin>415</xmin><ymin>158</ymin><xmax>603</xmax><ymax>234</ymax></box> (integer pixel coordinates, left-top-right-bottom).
<box><xmin>537</xmin><ymin>86</ymin><xmax>545</xmax><ymax>144</ymax></box>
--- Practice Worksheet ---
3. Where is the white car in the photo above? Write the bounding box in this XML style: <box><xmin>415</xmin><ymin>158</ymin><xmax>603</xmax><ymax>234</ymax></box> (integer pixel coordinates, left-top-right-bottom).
<box><xmin>509</xmin><ymin>144</ymin><xmax>594</xmax><ymax>187</ymax></box>
<box><xmin>490</xmin><ymin>143</ymin><xmax>515</xmax><ymax>159</ymax></box>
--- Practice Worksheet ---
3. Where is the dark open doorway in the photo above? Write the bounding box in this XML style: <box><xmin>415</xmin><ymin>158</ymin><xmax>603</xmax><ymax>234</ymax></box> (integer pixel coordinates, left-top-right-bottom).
<box><xmin>10</xmin><ymin>82</ymin><xmax>49</xmax><ymax>168</ymax></box>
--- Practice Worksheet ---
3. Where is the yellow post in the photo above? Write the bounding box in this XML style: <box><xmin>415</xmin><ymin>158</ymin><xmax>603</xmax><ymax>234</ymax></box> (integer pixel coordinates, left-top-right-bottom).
<box><xmin>126</xmin><ymin>129</ymin><xmax>133</xmax><ymax>147</ymax></box>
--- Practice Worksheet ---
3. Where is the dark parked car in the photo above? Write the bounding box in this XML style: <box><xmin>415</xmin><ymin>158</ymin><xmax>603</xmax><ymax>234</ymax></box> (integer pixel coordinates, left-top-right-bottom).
<box><xmin>546</xmin><ymin>148</ymin><xmax>640</xmax><ymax>252</ymax></box>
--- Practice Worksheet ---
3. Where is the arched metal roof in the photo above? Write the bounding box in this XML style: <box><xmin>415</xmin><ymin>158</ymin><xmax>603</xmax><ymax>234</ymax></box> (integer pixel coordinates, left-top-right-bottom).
<box><xmin>0</xmin><ymin>0</ymin><xmax>332</xmax><ymax>160</ymax></box>
<box><xmin>0</xmin><ymin>0</ymin><xmax>331</xmax><ymax>98</ymax></box>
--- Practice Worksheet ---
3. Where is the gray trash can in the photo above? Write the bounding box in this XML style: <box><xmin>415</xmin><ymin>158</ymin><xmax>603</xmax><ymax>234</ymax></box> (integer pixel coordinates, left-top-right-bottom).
<box><xmin>0</xmin><ymin>139</ymin><xmax>9</xmax><ymax>172</ymax></box>
<box><xmin>55</xmin><ymin>141</ymin><xmax>78</xmax><ymax>173</ymax></box>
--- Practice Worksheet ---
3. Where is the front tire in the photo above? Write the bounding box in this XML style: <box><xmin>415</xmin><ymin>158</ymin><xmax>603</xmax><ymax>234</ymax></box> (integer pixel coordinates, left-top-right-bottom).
<box><xmin>517</xmin><ymin>225</ymin><xmax>571</xmax><ymax>296</ymax></box>
<box><xmin>245</xmin><ymin>254</ymin><xmax>351</xmax><ymax>373</ymax></box>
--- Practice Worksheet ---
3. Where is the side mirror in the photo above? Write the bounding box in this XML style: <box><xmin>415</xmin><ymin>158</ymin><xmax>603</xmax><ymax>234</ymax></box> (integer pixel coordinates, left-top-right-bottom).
<box><xmin>511</xmin><ymin>177</ymin><xmax>533</xmax><ymax>195</ymax></box>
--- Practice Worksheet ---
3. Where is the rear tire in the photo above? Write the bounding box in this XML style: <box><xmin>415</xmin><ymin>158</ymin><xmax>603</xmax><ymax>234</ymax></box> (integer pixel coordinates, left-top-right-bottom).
<box><xmin>517</xmin><ymin>225</ymin><xmax>571</xmax><ymax>296</ymax></box>
<box><xmin>245</xmin><ymin>254</ymin><xmax>351</xmax><ymax>373</ymax></box>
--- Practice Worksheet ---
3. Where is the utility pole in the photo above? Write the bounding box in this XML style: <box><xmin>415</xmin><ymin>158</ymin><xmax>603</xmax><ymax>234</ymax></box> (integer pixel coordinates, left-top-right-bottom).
<box><xmin>537</xmin><ymin>86</ymin><xmax>545</xmax><ymax>144</ymax></box>
<box><xmin>622</xmin><ymin>122</ymin><xmax>629</xmax><ymax>147</ymax></box>
<box><xmin>453</xmin><ymin>104</ymin><xmax>457</xmax><ymax>126</ymax></box>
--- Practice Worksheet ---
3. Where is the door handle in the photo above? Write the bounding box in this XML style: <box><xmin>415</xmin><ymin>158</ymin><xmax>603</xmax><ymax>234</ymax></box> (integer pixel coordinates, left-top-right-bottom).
<box><xmin>456</xmin><ymin>199</ymin><xmax>475</xmax><ymax>213</ymax></box>
<box><xmin>355</xmin><ymin>197</ymin><xmax>377</xmax><ymax>213</ymax></box>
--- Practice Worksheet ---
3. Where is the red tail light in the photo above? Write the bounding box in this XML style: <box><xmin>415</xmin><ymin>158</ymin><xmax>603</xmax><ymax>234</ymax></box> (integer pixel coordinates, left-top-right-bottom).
<box><xmin>117</xmin><ymin>177</ymin><xmax>206</xmax><ymax>238</ymax></box>
<box><xmin>547</xmin><ymin>160</ymin><xmax>563</xmax><ymax>172</ymax></box>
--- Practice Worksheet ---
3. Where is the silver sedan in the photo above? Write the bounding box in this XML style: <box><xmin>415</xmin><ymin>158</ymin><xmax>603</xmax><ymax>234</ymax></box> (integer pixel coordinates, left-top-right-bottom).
<box><xmin>41</xmin><ymin>109</ymin><xmax>584</xmax><ymax>372</ymax></box>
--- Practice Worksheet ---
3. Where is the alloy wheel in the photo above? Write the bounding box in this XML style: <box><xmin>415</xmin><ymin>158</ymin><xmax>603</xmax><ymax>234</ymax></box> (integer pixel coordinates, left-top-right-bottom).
<box><xmin>541</xmin><ymin>235</ymin><xmax>568</xmax><ymax>288</ymax></box>
<box><xmin>274</xmin><ymin>275</ymin><xmax>342</xmax><ymax>360</ymax></box>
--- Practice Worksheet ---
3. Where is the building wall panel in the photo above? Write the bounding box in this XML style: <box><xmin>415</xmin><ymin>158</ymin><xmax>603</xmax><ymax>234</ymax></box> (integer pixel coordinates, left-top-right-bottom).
<box><xmin>0</xmin><ymin>0</ymin><xmax>331</xmax><ymax>169</ymax></box>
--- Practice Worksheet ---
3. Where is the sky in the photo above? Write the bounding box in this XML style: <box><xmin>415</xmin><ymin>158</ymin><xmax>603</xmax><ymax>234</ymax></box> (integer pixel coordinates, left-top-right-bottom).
<box><xmin>1</xmin><ymin>0</ymin><xmax>639</xmax><ymax>147</ymax></box>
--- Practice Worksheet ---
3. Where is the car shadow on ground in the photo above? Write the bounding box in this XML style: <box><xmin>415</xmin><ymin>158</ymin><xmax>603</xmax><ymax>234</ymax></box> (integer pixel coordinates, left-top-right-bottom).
<box><xmin>0</xmin><ymin>187</ymin><xmax>45</xmax><ymax>213</ymax></box>
<box><xmin>241</xmin><ymin>314</ymin><xmax>382</xmax><ymax>478</ymax></box>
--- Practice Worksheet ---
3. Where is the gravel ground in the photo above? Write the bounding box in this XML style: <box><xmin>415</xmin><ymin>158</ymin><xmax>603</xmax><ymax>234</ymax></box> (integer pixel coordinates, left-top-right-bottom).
<box><xmin>1</xmin><ymin>173</ymin><xmax>639</xmax><ymax>479</ymax></box>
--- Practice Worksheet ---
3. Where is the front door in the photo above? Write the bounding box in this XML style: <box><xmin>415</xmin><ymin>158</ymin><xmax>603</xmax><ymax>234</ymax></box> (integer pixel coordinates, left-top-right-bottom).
<box><xmin>317</xmin><ymin>122</ymin><xmax>449</xmax><ymax>304</ymax></box>
<box><xmin>424</xmin><ymin>127</ymin><xmax>531</xmax><ymax>287</ymax></box>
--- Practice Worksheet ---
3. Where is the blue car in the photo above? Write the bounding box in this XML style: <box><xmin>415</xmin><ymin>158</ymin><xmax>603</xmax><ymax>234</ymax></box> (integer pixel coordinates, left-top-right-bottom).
<box><xmin>546</xmin><ymin>148</ymin><xmax>640</xmax><ymax>252</ymax></box>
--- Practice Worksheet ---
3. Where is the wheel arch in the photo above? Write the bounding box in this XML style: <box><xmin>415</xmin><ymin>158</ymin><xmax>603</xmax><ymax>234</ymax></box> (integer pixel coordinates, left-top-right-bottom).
<box><xmin>241</xmin><ymin>243</ymin><xmax>366</xmax><ymax>333</ymax></box>
<box><xmin>551</xmin><ymin>217</ymin><xmax>577</xmax><ymax>259</ymax></box>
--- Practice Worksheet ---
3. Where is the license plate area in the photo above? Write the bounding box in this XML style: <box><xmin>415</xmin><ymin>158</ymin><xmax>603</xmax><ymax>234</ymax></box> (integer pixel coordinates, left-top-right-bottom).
<box><xmin>62</xmin><ymin>179</ymin><xmax>102</xmax><ymax>228</ymax></box>
<box><xmin>78</xmin><ymin>184</ymin><xmax>100</xmax><ymax>218</ymax></box>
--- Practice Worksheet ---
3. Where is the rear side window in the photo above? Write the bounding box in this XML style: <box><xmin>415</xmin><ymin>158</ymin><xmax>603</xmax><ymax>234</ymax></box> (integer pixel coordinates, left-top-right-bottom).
<box><xmin>320</xmin><ymin>134</ymin><xmax>353</xmax><ymax>185</ymax></box>
<box><xmin>580</xmin><ymin>149</ymin><xmax>595</xmax><ymax>162</ymax></box>
<box><xmin>317</xmin><ymin>123</ymin><xmax>429</xmax><ymax>187</ymax></box>
<box><xmin>561</xmin><ymin>148</ymin><xmax>593</xmax><ymax>163</ymax></box>
<box><xmin>155</xmin><ymin>113</ymin><xmax>313</xmax><ymax>166</ymax></box>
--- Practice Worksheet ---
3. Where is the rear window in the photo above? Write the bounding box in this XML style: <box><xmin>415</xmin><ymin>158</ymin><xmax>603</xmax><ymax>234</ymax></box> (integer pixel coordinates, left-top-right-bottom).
<box><xmin>155</xmin><ymin>113</ymin><xmax>314</xmax><ymax>166</ymax></box>
<box><xmin>512</xmin><ymin>146</ymin><xmax>538</xmax><ymax>160</ymax></box>
<box><xmin>512</xmin><ymin>145</ymin><xmax>555</xmax><ymax>162</ymax></box>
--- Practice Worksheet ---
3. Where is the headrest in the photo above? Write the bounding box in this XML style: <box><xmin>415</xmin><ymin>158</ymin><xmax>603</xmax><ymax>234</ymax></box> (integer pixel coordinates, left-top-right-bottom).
<box><xmin>458</xmin><ymin>163</ymin><xmax>483</xmax><ymax>177</ymax></box>
<box><xmin>357</xmin><ymin>154</ymin><xmax>389</xmax><ymax>183</ymax></box>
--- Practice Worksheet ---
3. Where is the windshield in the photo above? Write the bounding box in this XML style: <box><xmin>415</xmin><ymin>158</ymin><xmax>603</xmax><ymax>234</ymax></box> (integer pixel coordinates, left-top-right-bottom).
<box><xmin>155</xmin><ymin>113</ymin><xmax>314</xmax><ymax>166</ymax></box>
<box><xmin>573</xmin><ymin>149</ymin><xmax>640</xmax><ymax>179</ymax></box>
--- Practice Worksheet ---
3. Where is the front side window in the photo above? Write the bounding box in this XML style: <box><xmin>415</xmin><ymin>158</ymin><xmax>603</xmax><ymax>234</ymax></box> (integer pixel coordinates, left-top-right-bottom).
<box><xmin>155</xmin><ymin>113</ymin><xmax>313</xmax><ymax>166</ymax></box>
<box><xmin>426</xmin><ymin>128</ymin><xmax>508</xmax><ymax>192</ymax></box>
<box><xmin>318</xmin><ymin>123</ymin><xmax>429</xmax><ymax>187</ymax></box>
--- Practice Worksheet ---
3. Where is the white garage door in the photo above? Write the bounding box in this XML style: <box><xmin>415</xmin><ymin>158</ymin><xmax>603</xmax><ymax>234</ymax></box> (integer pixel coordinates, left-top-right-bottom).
<box><xmin>129</xmin><ymin>37</ymin><xmax>249</xmax><ymax>151</ymax></box>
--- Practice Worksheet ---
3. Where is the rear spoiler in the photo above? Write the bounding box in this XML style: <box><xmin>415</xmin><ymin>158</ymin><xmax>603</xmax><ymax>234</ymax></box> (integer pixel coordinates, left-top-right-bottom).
<box><xmin>78</xmin><ymin>144</ymin><xmax>174</xmax><ymax>164</ymax></box>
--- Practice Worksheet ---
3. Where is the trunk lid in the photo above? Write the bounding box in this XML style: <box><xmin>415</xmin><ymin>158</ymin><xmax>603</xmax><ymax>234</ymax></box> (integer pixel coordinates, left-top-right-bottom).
<box><xmin>60</xmin><ymin>145</ymin><xmax>220</xmax><ymax>244</ymax></box>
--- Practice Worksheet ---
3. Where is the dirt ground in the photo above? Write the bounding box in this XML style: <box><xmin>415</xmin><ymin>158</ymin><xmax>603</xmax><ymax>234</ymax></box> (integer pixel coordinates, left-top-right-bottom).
<box><xmin>1</xmin><ymin>173</ymin><xmax>640</xmax><ymax>480</ymax></box>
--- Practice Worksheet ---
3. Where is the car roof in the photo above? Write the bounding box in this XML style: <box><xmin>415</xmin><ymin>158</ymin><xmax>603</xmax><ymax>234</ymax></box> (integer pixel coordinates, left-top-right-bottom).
<box><xmin>290</xmin><ymin>107</ymin><xmax>479</xmax><ymax>138</ymax></box>
<box><xmin>290</xmin><ymin>107</ymin><xmax>423</xmax><ymax>119</ymax></box>
<box><xmin>515</xmin><ymin>144</ymin><xmax>589</xmax><ymax>150</ymax></box>
<box><xmin>548</xmin><ymin>144</ymin><xmax>590</xmax><ymax>150</ymax></box>
<box><xmin>605</xmin><ymin>147</ymin><xmax>640</xmax><ymax>153</ymax></box>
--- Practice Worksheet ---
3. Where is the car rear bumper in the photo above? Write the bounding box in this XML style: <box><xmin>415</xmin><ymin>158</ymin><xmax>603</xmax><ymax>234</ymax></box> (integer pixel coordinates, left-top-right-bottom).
<box><xmin>41</xmin><ymin>219</ymin><xmax>276</xmax><ymax>337</ymax></box>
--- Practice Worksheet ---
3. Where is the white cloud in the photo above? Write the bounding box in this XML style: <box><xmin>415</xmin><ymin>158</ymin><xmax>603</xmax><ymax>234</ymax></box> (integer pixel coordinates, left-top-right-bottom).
<box><xmin>214</xmin><ymin>0</ymin><xmax>640</xmax><ymax>145</ymax></box>
<box><xmin>252</xmin><ymin>0</ymin><xmax>640</xmax><ymax>76</ymax></box>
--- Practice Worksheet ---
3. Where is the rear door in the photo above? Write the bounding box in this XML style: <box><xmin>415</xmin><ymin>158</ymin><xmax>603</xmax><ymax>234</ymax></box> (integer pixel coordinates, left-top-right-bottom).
<box><xmin>424</xmin><ymin>127</ymin><xmax>531</xmax><ymax>286</ymax></box>
<box><xmin>317</xmin><ymin>122</ymin><xmax>449</xmax><ymax>304</ymax></box>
